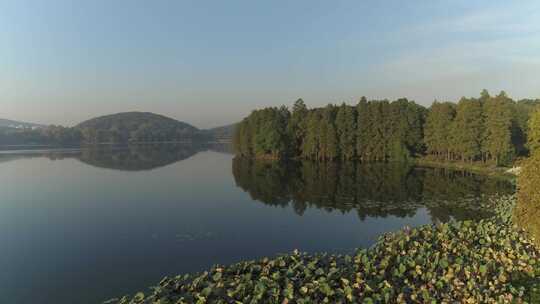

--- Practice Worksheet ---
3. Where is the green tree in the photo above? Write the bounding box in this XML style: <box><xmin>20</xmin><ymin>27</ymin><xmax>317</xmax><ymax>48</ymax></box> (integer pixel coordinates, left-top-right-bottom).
<box><xmin>302</xmin><ymin>110</ymin><xmax>322</xmax><ymax>159</ymax></box>
<box><xmin>480</xmin><ymin>89</ymin><xmax>491</xmax><ymax>101</ymax></box>
<box><xmin>528</xmin><ymin>108</ymin><xmax>540</xmax><ymax>153</ymax></box>
<box><xmin>424</xmin><ymin>101</ymin><xmax>456</xmax><ymax>160</ymax></box>
<box><xmin>367</xmin><ymin>101</ymin><xmax>388</xmax><ymax>161</ymax></box>
<box><xmin>335</xmin><ymin>103</ymin><xmax>357</xmax><ymax>160</ymax></box>
<box><xmin>483</xmin><ymin>92</ymin><xmax>515</xmax><ymax>165</ymax></box>
<box><xmin>233</xmin><ymin>120</ymin><xmax>252</xmax><ymax>156</ymax></box>
<box><xmin>513</xmin><ymin>99</ymin><xmax>540</xmax><ymax>155</ymax></box>
<box><xmin>451</xmin><ymin>98</ymin><xmax>484</xmax><ymax>162</ymax></box>
<box><xmin>515</xmin><ymin>150</ymin><xmax>540</xmax><ymax>248</ymax></box>
<box><xmin>233</xmin><ymin>91</ymin><xmax>526</xmax><ymax>166</ymax></box>
<box><xmin>356</xmin><ymin>97</ymin><xmax>370</xmax><ymax>161</ymax></box>
<box><xmin>252</xmin><ymin>108</ymin><xmax>289</xmax><ymax>159</ymax></box>
<box><xmin>319</xmin><ymin>105</ymin><xmax>338</xmax><ymax>160</ymax></box>
<box><xmin>389</xmin><ymin>98</ymin><xmax>425</xmax><ymax>160</ymax></box>
<box><xmin>288</xmin><ymin>98</ymin><xmax>308</xmax><ymax>156</ymax></box>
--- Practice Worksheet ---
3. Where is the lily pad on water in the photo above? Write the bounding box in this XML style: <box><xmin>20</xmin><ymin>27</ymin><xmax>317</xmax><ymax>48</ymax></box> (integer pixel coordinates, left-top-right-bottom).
<box><xmin>108</xmin><ymin>195</ymin><xmax>540</xmax><ymax>304</ymax></box>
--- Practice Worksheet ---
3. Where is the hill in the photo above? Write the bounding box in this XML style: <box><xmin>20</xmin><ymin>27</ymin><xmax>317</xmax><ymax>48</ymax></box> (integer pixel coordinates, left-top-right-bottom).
<box><xmin>0</xmin><ymin>118</ymin><xmax>45</xmax><ymax>129</ymax></box>
<box><xmin>0</xmin><ymin>112</ymin><xmax>237</xmax><ymax>146</ymax></box>
<box><xmin>203</xmin><ymin>123</ymin><xmax>237</xmax><ymax>142</ymax></box>
<box><xmin>76</xmin><ymin>112</ymin><xmax>203</xmax><ymax>143</ymax></box>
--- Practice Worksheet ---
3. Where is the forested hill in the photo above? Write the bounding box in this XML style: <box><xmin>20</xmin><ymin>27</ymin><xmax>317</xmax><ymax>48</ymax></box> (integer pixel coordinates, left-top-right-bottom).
<box><xmin>76</xmin><ymin>112</ymin><xmax>202</xmax><ymax>143</ymax></box>
<box><xmin>0</xmin><ymin>118</ymin><xmax>45</xmax><ymax>129</ymax></box>
<box><xmin>202</xmin><ymin>123</ymin><xmax>238</xmax><ymax>142</ymax></box>
<box><xmin>233</xmin><ymin>91</ymin><xmax>540</xmax><ymax>166</ymax></box>
<box><xmin>0</xmin><ymin>112</ymin><xmax>230</xmax><ymax>146</ymax></box>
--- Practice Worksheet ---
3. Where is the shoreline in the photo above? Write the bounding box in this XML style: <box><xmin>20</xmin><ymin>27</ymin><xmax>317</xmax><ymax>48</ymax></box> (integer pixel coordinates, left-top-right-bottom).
<box><xmin>235</xmin><ymin>155</ymin><xmax>518</xmax><ymax>181</ymax></box>
<box><xmin>413</xmin><ymin>158</ymin><xmax>516</xmax><ymax>181</ymax></box>
<box><xmin>108</xmin><ymin>194</ymin><xmax>540</xmax><ymax>304</ymax></box>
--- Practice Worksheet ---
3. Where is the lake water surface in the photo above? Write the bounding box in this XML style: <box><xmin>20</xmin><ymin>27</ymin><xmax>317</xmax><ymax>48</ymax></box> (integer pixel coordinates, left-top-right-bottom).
<box><xmin>0</xmin><ymin>144</ymin><xmax>513</xmax><ymax>304</ymax></box>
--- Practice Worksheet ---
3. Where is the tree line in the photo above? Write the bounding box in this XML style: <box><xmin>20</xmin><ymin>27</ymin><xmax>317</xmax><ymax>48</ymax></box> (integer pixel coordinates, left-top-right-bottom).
<box><xmin>0</xmin><ymin>125</ymin><xmax>82</xmax><ymax>146</ymax></box>
<box><xmin>0</xmin><ymin>125</ymin><xmax>205</xmax><ymax>146</ymax></box>
<box><xmin>0</xmin><ymin>112</ymin><xmax>217</xmax><ymax>146</ymax></box>
<box><xmin>233</xmin><ymin>90</ymin><xmax>540</xmax><ymax>165</ymax></box>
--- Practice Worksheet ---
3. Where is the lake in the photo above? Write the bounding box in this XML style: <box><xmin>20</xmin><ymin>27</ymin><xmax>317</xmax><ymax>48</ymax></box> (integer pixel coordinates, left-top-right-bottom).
<box><xmin>0</xmin><ymin>144</ymin><xmax>514</xmax><ymax>304</ymax></box>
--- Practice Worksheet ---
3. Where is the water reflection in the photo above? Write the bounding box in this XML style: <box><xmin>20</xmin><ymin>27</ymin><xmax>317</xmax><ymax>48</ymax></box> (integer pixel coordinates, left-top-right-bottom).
<box><xmin>232</xmin><ymin>158</ymin><xmax>514</xmax><ymax>222</ymax></box>
<box><xmin>78</xmin><ymin>144</ymin><xmax>203</xmax><ymax>171</ymax></box>
<box><xmin>0</xmin><ymin>147</ymin><xmax>517</xmax><ymax>304</ymax></box>
<box><xmin>0</xmin><ymin>143</ymin><xmax>232</xmax><ymax>171</ymax></box>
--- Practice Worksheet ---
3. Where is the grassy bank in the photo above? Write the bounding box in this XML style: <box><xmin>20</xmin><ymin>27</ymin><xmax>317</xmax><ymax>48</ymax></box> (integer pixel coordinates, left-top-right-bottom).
<box><xmin>238</xmin><ymin>156</ymin><xmax>517</xmax><ymax>182</ymax></box>
<box><xmin>108</xmin><ymin>195</ymin><xmax>540</xmax><ymax>304</ymax></box>
<box><xmin>413</xmin><ymin>158</ymin><xmax>516</xmax><ymax>182</ymax></box>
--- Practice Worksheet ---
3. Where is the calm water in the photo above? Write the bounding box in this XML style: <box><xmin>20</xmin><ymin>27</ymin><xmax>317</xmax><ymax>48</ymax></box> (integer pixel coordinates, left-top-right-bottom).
<box><xmin>0</xmin><ymin>144</ymin><xmax>513</xmax><ymax>304</ymax></box>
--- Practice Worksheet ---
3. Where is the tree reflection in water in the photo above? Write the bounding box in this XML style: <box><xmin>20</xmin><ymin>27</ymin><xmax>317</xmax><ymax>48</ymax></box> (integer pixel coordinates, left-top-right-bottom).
<box><xmin>232</xmin><ymin>158</ymin><xmax>514</xmax><ymax>223</ymax></box>
<box><xmin>0</xmin><ymin>143</ymin><xmax>233</xmax><ymax>171</ymax></box>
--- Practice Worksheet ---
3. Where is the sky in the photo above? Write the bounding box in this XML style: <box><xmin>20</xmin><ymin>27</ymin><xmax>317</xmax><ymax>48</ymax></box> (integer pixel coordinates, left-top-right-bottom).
<box><xmin>1</xmin><ymin>0</ymin><xmax>540</xmax><ymax>129</ymax></box>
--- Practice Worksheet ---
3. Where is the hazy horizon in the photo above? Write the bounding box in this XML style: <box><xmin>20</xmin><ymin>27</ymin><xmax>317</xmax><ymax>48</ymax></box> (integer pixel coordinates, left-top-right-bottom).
<box><xmin>2</xmin><ymin>0</ymin><xmax>540</xmax><ymax>129</ymax></box>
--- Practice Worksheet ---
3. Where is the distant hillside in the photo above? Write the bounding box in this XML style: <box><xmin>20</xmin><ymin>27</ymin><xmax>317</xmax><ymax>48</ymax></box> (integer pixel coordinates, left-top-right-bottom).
<box><xmin>76</xmin><ymin>112</ymin><xmax>204</xmax><ymax>143</ymax></box>
<box><xmin>0</xmin><ymin>118</ymin><xmax>45</xmax><ymax>129</ymax></box>
<box><xmin>1</xmin><ymin>112</ymin><xmax>237</xmax><ymax>146</ymax></box>
<box><xmin>203</xmin><ymin>123</ymin><xmax>237</xmax><ymax>142</ymax></box>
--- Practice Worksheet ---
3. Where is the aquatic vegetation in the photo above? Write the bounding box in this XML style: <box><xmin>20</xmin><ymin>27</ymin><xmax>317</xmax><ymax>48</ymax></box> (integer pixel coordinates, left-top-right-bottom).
<box><xmin>110</xmin><ymin>195</ymin><xmax>540</xmax><ymax>304</ymax></box>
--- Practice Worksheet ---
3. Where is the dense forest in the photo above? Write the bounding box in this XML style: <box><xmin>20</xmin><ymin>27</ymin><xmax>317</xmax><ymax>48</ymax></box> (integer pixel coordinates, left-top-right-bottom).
<box><xmin>233</xmin><ymin>90</ymin><xmax>540</xmax><ymax>165</ymax></box>
<box><xmin>0</xmin><ymin>125</ymin><xmax>83</xmax><ymax>146</ymax></box>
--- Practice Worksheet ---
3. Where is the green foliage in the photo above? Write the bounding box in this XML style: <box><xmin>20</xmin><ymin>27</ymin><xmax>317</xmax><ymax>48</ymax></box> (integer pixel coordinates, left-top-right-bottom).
<box><xmin>514</xmin><ymin>150</ymin><xmax>540</xmax><ymax>300</ymax></box>
<box><xmin>0</xmin><ymin>125</ymin><xmax>82</xmax><ymax>146</ymax></box>
<box><xmin>483</xmin><ymin>92</ymin><xmax>516</xmax><ymax>165</ymax></box>
<box><xmin>234</xmin><ymin>91</ymin><xmax>536</xmax><ymax>165</ymax></box>
<box><xmin>203</xmin><ymin>123</ymin><xmax>237</xmax><ymax>142</ymax></box>
<box><xmin>356</xmin><ymin>97</ymin><xmax>369</xmax><ymax>160</ymax></box>
<box><xmin>527</xmin><ymin>108</ymin><xmax>540</xmax><ymax>153</ymax></box>
<box><xmin>76</xmin><ymin>112</ymin><xmax>202</xmax><ymax>144</ymax></box>
<box><xmin>234</xmin><ymin>98</ymin><xmax>425</xmax><ymax>161</ymax></box>
<box><xmin>451</xmin><ymin>97</ymin><xmax>484</xmax><ymax>162</ymax></box>
<box><xmin>235</xmin><ymin>108</ymin><xmax>290</xmax><ymax>159</ymax></box>
<box><xmin>515</xmin><ymin>150</ymin><xmax>540</xmax><ymax>249</ymax></box>
<box><xmin>320</xmin><ymin>105</ymin><xmax>338</xmax><ymax>160</ymax></box>
<box><xmin>514</xmin><ymin>99</ymin><xmax>540</xmax><ymax>154</ymax></box>
<box><xmin>424</xmin><ymin>102</ymin><xmax>455</xmax><ymax>160</ymax></box>
<box><xmin>424</xmin><ymin>91</ymin><xmax>532</xmax><ymax>165</ymax></box>
<box><xmin>42</xmin><ymin>125</ymin><xmax>83</xmax><ymax>145</ymax></box>
<box><xmin>301</xmin><ymin>110</ymin><xmax>322</xmax><ymax>159</ymax></box>
<box><xmin>112</xmin><ymin>195</ymin><xmax>540</xmax><ymax>304</ymax></box>
<box><xmin>288</xmin><ymin>99</ymin><xmax>309</xmax><ymax>156</ymax></box>
<box><xmin>1</xmin><ymin>112</ymin><xmax>216</xmax><ymax>146</ymax></box>
<box><xmin>336</xmin><ymin>104</ymin><xmax>357</xmax><ymax>160</ymax></box>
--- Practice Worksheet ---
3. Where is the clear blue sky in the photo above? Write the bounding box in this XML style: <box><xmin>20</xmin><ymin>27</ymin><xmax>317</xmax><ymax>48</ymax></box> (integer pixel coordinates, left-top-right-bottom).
<box><xmin>1</xmin><ymin>0</ymin><xmax>539</xmax><ymax>128</ymax></box>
